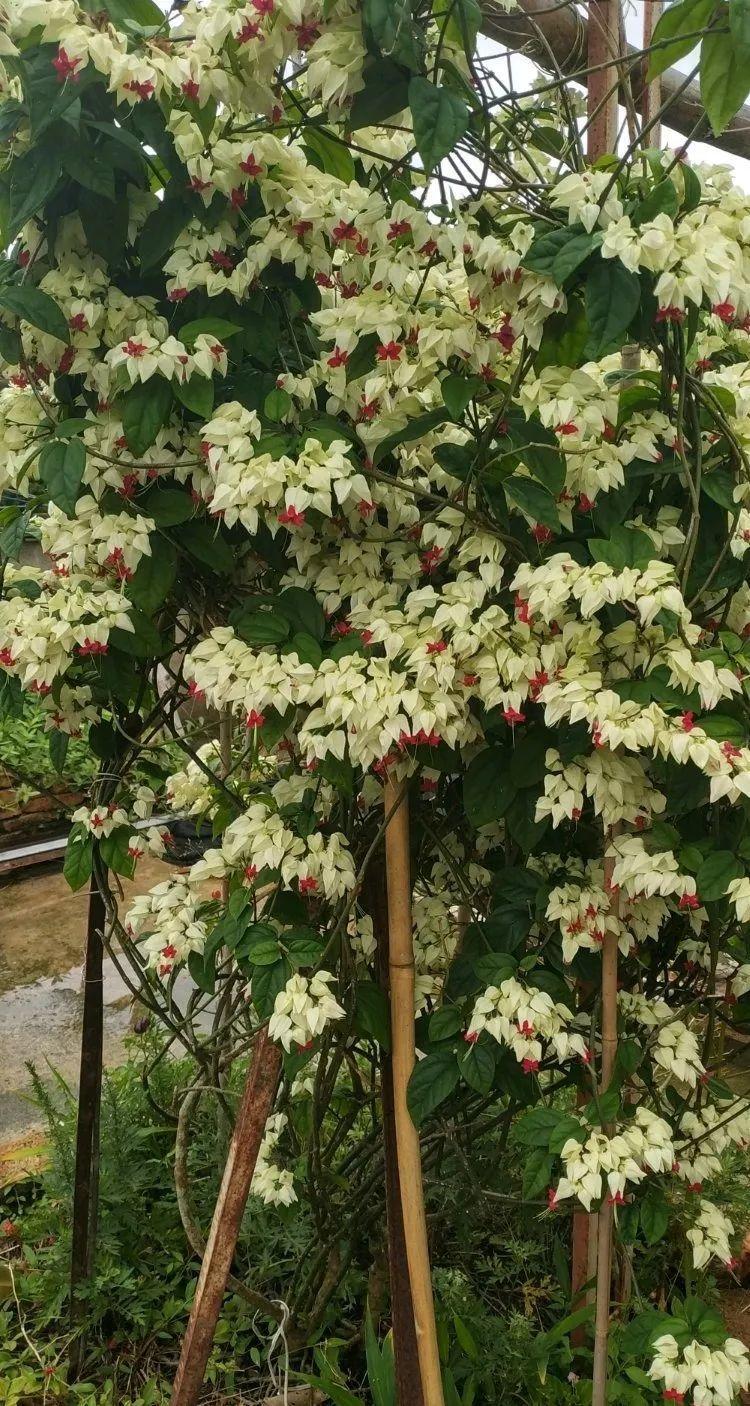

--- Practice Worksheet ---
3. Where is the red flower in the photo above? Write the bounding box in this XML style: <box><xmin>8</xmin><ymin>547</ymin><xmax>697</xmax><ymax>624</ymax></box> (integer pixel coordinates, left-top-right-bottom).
<box><xmin>332</xmin><ymin>220</ymin><xmax>357</xmax><ymax>243</ymax></box>
<box><xmin>124</xmin><ymin>338</ymin><xmax>147</xmax><ymax>358</ymax></box>
<box><xmin>388</xmin><ymin>220</ymin><xmax>412</xmax><ymax>241</ymax></box>
<box><xmin>712</xmin><ymin>301</ymin><xmax>735</xmax><ymax>324</ymax></box>
<box><xmin>168</xmin><ymin>286</ymin><xmax>189</xmax><ymax>302</ymax></box>
<box><xmin>53</xmin><ymin>48</ymin><xmax>81</xmax><ymax>82</ymax></box>
<box><xmin>503</xmin><ymin>707</ymin><xmax>526</xmax><ymax>724</ymax></box>
<box><xmin>58</xmin><ymin>346</ymin><xmax>75</xmax><ymax>374</ymax></box>
<box><xmin>420</xmin><ymin>546</ymin><xmax>443</xmax><ymax>574</ymax></box>
<box><xmin>245</xmin><ymin>709</ymin><xmax>265</xmax><ymax>729</ymax></box>
<box><xmin>327</xmin><ymin>346</ymin><xmax>349</xmax><ymax>368</ymax></box>
<box><xmin>237</xmin><ymin>19</ymin><xmax>261</xmax><ymax>41</ymax></box>
<box><xmin>722</xmin><ymin>740</ymin><xmax>741</xmax><ymax>760</ymax></box>
<box><xmin>463</xmin><ymin>1029</ymin><xmax>478</xmax><ymax>1044</ymax></box>
<box><xmin>531</xmin><ymin>524</ymin><xmax>553</xmax><ymax>544</ymax></box>
<box><xmin>293</xmin><ymin>220</ymin><xmax>313</xmax><ymax>237</ymax></box>
<box><xmin>124</xmin><ymin>79</ymin><xmax>155</xmax><ymax>101</ymax></box>
<box><xmin>358</xmin><ymin>499</ymin><xmax>375</xmax><ymax>518</ymax></box>
<box><xmin>522</xmin><ymin>1058</ymin><xmax>539</xmax><ymax>1074</ymax></box>
<box><xmin>680</xmin><ymin>711</ymin><xmax>695</xmax><ymax>732</ymax></box>
<box><xmin>578</xmin><ymin>494</ymin><xmax>595</xmax><ymax>513</ymax></box>
<box><xmin>77</xmin><ymin>639</ymin><xmax>108</xmax><ymax>656</ymax></box>
<box><xmin>421</xmin><ymin>777</ymin><xmax>438</xmax><ymax>794</ymax></box>
<box><xmin>462</xmin><ymin>673</ymin><xmax>478</xmax><ymax>687</ymax></box>
<box><xmin>278</xmin><ymin>505</ymin><xmax>306</xmax><ymax>526</ymax></box>
<box><xmin>555</xmin><ymin>421</ymin><xmax>578</xmax><ymax>436</ymax></box>
<box><xmin>547</xmin><ymin>1187</ymin><xmax>558</xmax><ymax>1209</ymax></box>
<box><xmin>68</xmin><ymin>312</ymin><xmax>88</xmax><ymax>332</ymax></box>
<box><xmin>240</xmin><ymin>153</ymin><xmax>263</xmax><ymax>178</ymax></box>
<box><xmin>377</xmin><ymin>341</ymin><xmax>401</xmax><ymax>361</ymax></box>
<box><xmin>230</xmin><ymin>187</ymin><xmax>247</xmax><ymax>207</ymax></box>
<box><xmin>426</xmin><ymin>640</ymin><xmax>447</xmax><ymax>655</ymax></box>
<box><xmin>252</xmin><ymin>0</ymin><xmax>275</xmax><ymax>11</ymax></box>
<box><xmin>181</xmin><ymin>79</ymin><xmax>201</xmax><ymax>100</ymax></box>
<box><xmin>655</xmin><ymin>306</ymin><xmax>685</xmax><ymax>324</ymax></box>
<box><xmin>244</xmin><ymin>864</ymin><xmax>258</xmax><ymax>882</ymax></box>
<box><xmin>679</xmin><ymin>893</ymin><xmax>700</xmax><ymax>910</ymax></box>
<box><xmin>299</xmin><ymin>875</ymin><xmax>318</xmax><ymax>894</ymax></box>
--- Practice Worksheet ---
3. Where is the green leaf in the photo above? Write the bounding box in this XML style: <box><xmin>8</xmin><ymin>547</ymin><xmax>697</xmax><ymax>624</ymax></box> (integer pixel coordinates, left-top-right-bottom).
<box><xmin>7</xmin><ymin>143</ymin><xmax>60</xmax><ymax>239</ymax></box>
<box><xmin>515</xmin><ymin>1108</ymin><xmax>572</xmax><ymax>1149</ymax></box>
<box><xmin>522</xmin><ymin>1147</ymin><xmax>554</xmax><ymax>1200</ymax></box>
<box><xmin>180</xmin><ymin>521</ymin><xmax>234</xmax><ymax>574</ymax></box>
<box><xmin>63</xmin><ymin>825</ymin><xmax>93</xmax><ymax>892</ymax></box>
<box><xmin>49</xmin><ymin>729</ymin><xmax>69</xmax><ymax>774</ymax></box>
<box><xmin>283</xmin><ymin>930</ymin><xmax>324</xmax><ymax>968</ymax></box>
<box><xmin>701</xmin><ymin>29</ymin><xmax>750</xmax><ymax>135</ymax></box>
<box><xmin>141</xmin><ymin>486</ymin><xmax>194</xmax><ymax>526</ymax></box>
<box><xmin>585</xmin><ymin>261</ymin><xmax>641</xmax><ymax>358</ymax></box>
<box><xmin>408</xmin><ymin>78</ymin><xmax>470</xmax><ymax>171</ymax></box>
<box><xmin>99</xmin><ymin>826</ymin><xmax>136</xmax><ymax>880</ymax></box>
<box><xmin>110</xmin><ymin>607</ymin><xmax>163</xmax><ymax>658</ymax></box>
<box><xmin>523</xmin><ymin>226</ymin><xmax>599</xmax><ymax>284</ymax></box>
<box><xmin>138</xmin><ymin>199</ymin><xmax>192</xmax><ymax>271</ymax></box>
<box><xmin>102</xmin><ymin>0</ymin><xmax>165</xmax><ymax>26</ymax></box>
<box><xmin>695</xmin><ymin>849</ymin><xmax>743</xmax><ymax>901</ymax></box>
<box><xmin>458</xmin><ymin>1038</ymin><xmax>496</xmax><ymax>1094</ymax></box>
<box><xmin>731</xmin><ymin>0</ymin><xmax>750</xmax><ymax>45</ymax></box>
<box><xmin>429</xmin><ymin>1007</ymin><xmax>463</xmax><ymax>1042</ymax></box>
<box><xmin>701</xmin><ymin>466</ymin><xmax>736</xmax><ymax>510</ymax></box>
<box><xmin>372</xmin><ymin>409</ymin><xmax>449</xmax><ymax>465</ymax></box>
<box><xmin>230</xmin><ymin>602</ymin><xmax>291</xmax><ymax>645</ymax></box>
<box><xmin>364</xmin><ymin>0</ymin><xmax>423</xmax><ymax>69</ymax></box>
<box><xmin>647</xmin><ymin>0</ymin><xmax>716</xmax><ymax>79</ymax></box>
<box><xmin>264</xmin><ymin>388</ymin><xmax>292</xmax><ymax>421</ymax></box>
<box><xmin>178</xmin><ymin>317</ymin><xmax>242</xmax><ymax>347</ymax></box>
<box><xmin>122</xmin><ymin>377</ymin><xmax>173</xmax><ymax>457</ymax></box>
<box><xmin>621</xmin><ymin>1308</ymin><xmax>675</xmax><ymax>1357</ymax></box>
<box><xmin>354</xmin><ymin>981</ymin><xmax>391</xmax><ymax>1050</ymax></box>
<box><xmin>441</xmin><ymin>373</ymin><xmax>483</xmax><ymax>420</ymax></box>
<box><xmin>251</xmin><ymin>956</ymin><xmax>292</xmax><ymax>1019</ymax></box>
<box><xmin>0</xmin><ymin>507</ymin><xmax>28</xmax><ymax>561</ymax></box>
<box><xmin>365</xmin><ymin>1314</ymin><xmax>395</xmax><ymax>1406</ymax></box>
<box><xmin>631</xmin><ymin>178</ymin><xmax>679</xmax><ymax>225</ymax></box>
<box><xmin>127</xmin><ymin>541</ymin><xmax>177</xmax><ymax>613</ymax></box>
<box><xmin>0</xmin><ymin>286</ymin><xmax>69</xmax><ymax>344</ymax></box>
<box><xmin>640</xmin><ymin>1189</ymin><xmax>669</xmax><ymax>1245</ymax></box>
<box><xmin>174</xmin><ymin>375</ymin><xmax>214</xmax><ymax>419</ymax></box>
<box><xmin>406</xmin><ymin>1048</ymin><xmax>460</xmax><ymax>1127</ymax></box>
<box><xmin>295</xmin><ymin>1374</ymin><xmax>364</xmax><ymax>1406</ymax></box>
<box><xmin>303</xmin><ymin>127</ymin><xmax>356</xmax><ymax>184</ymax></box>
<box><xmin>62</xmin><ymin>143</ymin><xmax>115</xmax><ymax>202</ymax></box>
<box><xmin>276</xmin><ymin>587</ymin><xmax>326</xmax><ymax>641</ymax></box>
<box><xmin>463</xmin><ymin>747</ymin><xmax>515</xmax><ymax>827</ymax></box>
<box><xmin>38</xmin><ymin>438</ymin><xmax>86</xmax><ymax>516</ymax></box>
<box><xmin>284</xmin><ymin>631</ymin><xmax>323</xmax><ymax>668</ymax></box>
<box><xmin>503</xmin><ymin>475</ymin><xmax>561</xmax><ymax>531</ymax></box>
<box><xmin>589</xmin><ymin>524</ymin><xmax>655</xmax><ymax>570</ymax></box>
<box><xmin>349</xmin><ymin>59</ymin><xmax>410</xmax><ymax>129</ymax></box>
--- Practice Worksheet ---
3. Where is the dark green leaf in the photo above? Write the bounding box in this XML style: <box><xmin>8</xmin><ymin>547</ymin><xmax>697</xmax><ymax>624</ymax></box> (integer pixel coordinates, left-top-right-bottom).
<box><xmin>122</xmin><ymin>377</ymin><xmax>173</xmax><ymax>456</ymax></box>
<box><xmin>49</xmin><ymin>729</ymin><xmax>69</xmax><ymax>774</ymax></box>
<box><xmin>349</xmin><ymin>60</ymin><xmax>410</xmax><ymax>129</ymax></box>
<box><xmin>0</xmin><ymin>286</ymin><xmax>69</xmax><ymax>344</ymax></box>
<box><xmin>276</xmin><ymin>587</ymin><xmax>326</xmax><ymax>641</ymax></box>
<box><xmin>373</xmin><ymin>409</ymin><xmax>449</xmax><ymax>465</ymax></box>
<box><xmin>731</xmin><ymin>0</ymin><xmax>750</xmax><ymax>45</ymax></box>
<box><xmin>63</xmin><ymin>825</ymin><xmax>93</xmax><ymax>892</ymax></box>
<box><xmin>39</xmin><ymin>438</ymin><xmax>86</xmax><ymax>516</ymax></box>
<box><xmin>463</xmin><ymin>747</ymin><xmax>515</xmax><ymax>827</ymax></box>
<box><xmin>408</xmin><ymin>78</ymin><xmax>469</xmax><ymax>171</ymax></box>
<box><xmin>141</xmin><ymin>487</ymin><xmax>194</xmax><ymax>526</ymax></box>
<box><xmin>458</xmin><ymin>1038</ymin><xmax>495</xmax><ymax>1094</ymax></box>
<box><xmin>354</xmin><ymin>981</ymin><xmax>391</xmax><ymax>1050</ymax></box>
<box><xmin>138</xmin><ymin>199</ymin><xmax>192</xmax><ymax>271</ymax></box>
<box><xmin>631</xmin><ymin>178</ymin><xmax>679</xmax><ymax>225</ymax></box>
<box><xmin>7</xmin><ymin>144</ymin><xmax>60</xmax><ymax>239</ymax></box>
<box><xmin>647</xmin><ymin>0</ymin><xmax>715</xmax><ymax>79</ymax></box>
<box><xmin>503</xmin><ymin>475</ymin><xmax>561</xmax><ymax>531</ymax></box>
<box><xmin>584</xmin><ymin>261</ymin><xmax>641</xmax><ymax>359</ymax></box>
<box><xmin>178</xmin><ymin>317</ymin><xmax>242</xmax><ymax>347</ymax></box>
<box><xmin>127</xmin><ymin>540</ymin><xmax>177</xmax><ymax>612</ymax></box>
<box><xmin>700</xmin><ymin>29</ymin><xmax>750</xmax><ymax>135</ymax></box>
<box><xmin>524</xmin><ymin>226</ymin><xmax>599</xmax><ymax>284</ymax></box>
<box><xmin>180</xmin><ymin>521</ymin><xmax>235</xmax><ymax>574</ymax></box>
<box><xmin>441</xmin><ymin>373</ymin><xmax>483</xmax><ymax>420</ymax></box>
<box><xmin>110</xmin><ymin>606</ymin><xmax>163</xmax><ymax>658</ymax></box>
<box><xmin>522</xmin><ymin>1147</ymin><xmax>554</xmax><ymax>1200</ymax></box>
<box><xmin>406</xmin><ymin>1048</ymin><xmax>460</xmax><ymax>1127</ymax></box>
<box><xmin>695</xmin><ymin>849</ymin><xmax>743</xmax><ymax>901</ymax></box>
<box><xmin>174</xmin><ymin>375</ymin><xmax>214</xmax><ymax>418</ymax></box>
<box><xmin>62</xmin><ymin>143</ymin><xmax>115</xmax><ymax>201</ymax></box>
<box><xmin>641</xmin><ymin>1189</ymin><xmax>669</xmax><ymax>1245</ymax></box>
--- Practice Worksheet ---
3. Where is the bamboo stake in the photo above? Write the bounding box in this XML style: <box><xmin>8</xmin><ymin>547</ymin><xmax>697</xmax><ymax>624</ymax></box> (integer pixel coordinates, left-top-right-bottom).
<box><xmin>170</xmin><ymin>1029</ymin><xmax>282</xmax><ymax>1406</ymax></box>
<box><xmin>68</xmin><ymin>867</ymin><xmax>107</xmax><ymax>1380</ymax></box>
<box><xmin>364</xmin><ymin>862</ymin><xmax>425</xmax><ymax>1406</ymax></box>
<box><xmin>383</xmin><ymin>776</ymin><xmax>445</xmax><ymax>1406</ymax></box>
<box><xmin>591</xmin><ymin>824</ymin><xmax>622</xmax><ymax>1406</ymax></box>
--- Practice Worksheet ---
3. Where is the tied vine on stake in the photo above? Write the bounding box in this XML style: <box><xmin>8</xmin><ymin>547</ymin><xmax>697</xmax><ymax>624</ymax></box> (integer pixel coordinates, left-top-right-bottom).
<box><xmin>4</xmin><ymin>0</ymin><xmax>750</xmax><ymax>1400</ymax></box>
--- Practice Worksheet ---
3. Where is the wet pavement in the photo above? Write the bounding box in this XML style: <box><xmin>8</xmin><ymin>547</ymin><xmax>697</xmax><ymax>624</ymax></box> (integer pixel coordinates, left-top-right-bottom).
<box><xmin>0</xmin><ymin>857</ymin><xmax>171</xmax><ymax>1141</ymax></box>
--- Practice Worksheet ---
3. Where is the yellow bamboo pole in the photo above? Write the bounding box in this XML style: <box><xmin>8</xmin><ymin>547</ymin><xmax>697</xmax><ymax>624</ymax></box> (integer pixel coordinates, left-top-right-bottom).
<box><xmin>383</xmin><ymin>775</ymin><xmax>445</xmax><ymax>1406</ymax></box>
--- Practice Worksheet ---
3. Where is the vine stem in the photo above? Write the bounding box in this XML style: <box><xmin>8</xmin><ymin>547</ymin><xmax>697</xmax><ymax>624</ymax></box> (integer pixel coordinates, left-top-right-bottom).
<box><xmin>383</xmin><ymin>775</ymin><xmax>444</xmax><ymax>1406</ymax></box>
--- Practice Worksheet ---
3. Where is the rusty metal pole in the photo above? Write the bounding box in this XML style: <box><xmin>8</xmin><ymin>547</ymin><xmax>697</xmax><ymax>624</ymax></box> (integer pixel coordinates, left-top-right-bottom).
<box><xmin>586</xmin><ymin>0</ymin><xmax>621</xmax><ymax>159</ymax></box>
<box><xmin>68</xmin><ymin>866</ymin><xmax>107</xmax><ymax>1380</ymax></box>
<box><xmin>170</xmin><ymin>1029</ymin><xmax>282</xmax><ymax>1406</ymax></box>
<box><xmin>642</xmin><ymin>0</ymin><xmax>664</xmax><ymax>142</ymax></box>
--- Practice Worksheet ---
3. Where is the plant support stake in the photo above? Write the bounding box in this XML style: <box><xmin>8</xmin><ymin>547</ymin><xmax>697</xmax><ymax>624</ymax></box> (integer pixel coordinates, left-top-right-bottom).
<box><xmin>68</xmin><ymin>867</ymin><xmax>107</xmax><ymax>1380</ymax></box>
<box><xmin>170</xmin><ymin>1028</ymin><xmax>282</xmax><ymax>1406</ymax></box>
<box><xmin>383</xmin><ymin>776</ymin><xmax>444</xmax><ymax>1406</ymax></box>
